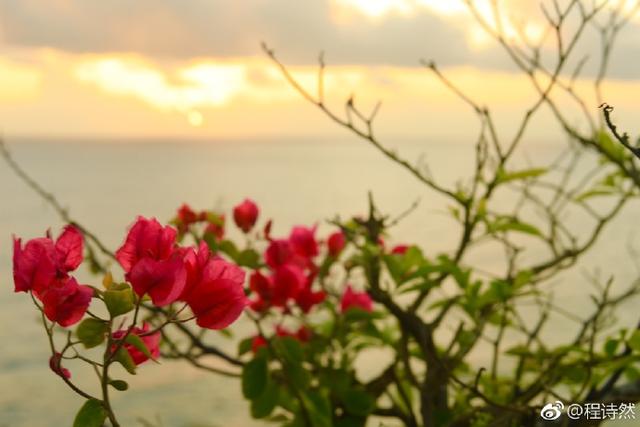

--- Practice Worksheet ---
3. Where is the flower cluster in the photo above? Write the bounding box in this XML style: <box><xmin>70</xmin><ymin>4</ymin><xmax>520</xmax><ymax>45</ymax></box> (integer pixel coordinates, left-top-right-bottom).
<box><xmin>12</xmin><ymin>198</ymin><xmax>385</xmax><ymax>426</ymax></box>
<box><xmin>12</xmin><ymin>206</ymin><xmax>252</xmax><ymax>403</ymax></box>
<box><xmin>174</xmin><ymin>203</ymin><xmax>226</xmax><ymax>241</ymax></box>
<box><xmin>115</xmin><ymin>216</ymin><xmax>248</xmax><ymax>329</ymax></box>
<box><xmin>249</xmin><ymin>225</ymin><xmax>328</xmax><ymax>313</ymax></box>
<box><xmin>13</xmin><ymin>225</ymin><xmax>92</xmax><ymax>326</ymax></box>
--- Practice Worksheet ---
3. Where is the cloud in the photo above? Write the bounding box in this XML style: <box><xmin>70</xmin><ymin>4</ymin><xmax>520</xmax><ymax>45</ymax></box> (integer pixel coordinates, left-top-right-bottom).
<box><xmin>0</xmin><ymin>0</ymin><xmax>479</xmax><ymax>66</ymax></box>
<box><xmin>0</xmin><ymin>0</ymin><xmax>638</xmax><ymax>79</ymax></box>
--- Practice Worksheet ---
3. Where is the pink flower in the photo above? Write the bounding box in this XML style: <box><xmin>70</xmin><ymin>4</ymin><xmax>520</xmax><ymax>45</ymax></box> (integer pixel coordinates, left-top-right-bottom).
<box><xmin>13</xmin><ymin>225</ymin><xmax>83</xmax><ymax>294</ymax></box>
<box><xmin>41</xmin><ymin>277</ymin><xmax>93</xmax><ymax>327</ymax></box>
<box><xmin>177</xmin><ymin>204</ymin><xmax>199</xmax><ymax>225</ymax></box>
<box><xmin>112</xmin><ymin>323</ymin><xmax>160</xmax><ymax>366</ymax></box>
<box><xmin>391</xmin><ymin>245</ymin><xmax>409</xmax><ymax>255</ymax></box>
<box><xmin>248</xmin><ymin>264</ymin><xmax>306</xmax><ymax>311</ymax></box>
<box><xmin>180</xmin><ymin>241</ymin><xmax>212</xmax><ymax>299</ymax></box>
<box><xmin>175</xmin><ymin>204</ymin><xmax>200</xmax><ymax>233</ymax></box>
<box><xmin>289</xmin><ymin>226</ymin><xmax>318</xmax><ymax>258</ymax></box>
<box><xmin>128</xmin><ymin>256</ymin><xmax>187</xmax><ymax>306</ymax></box>
<box><xmin>185</xmin><ymin>258</ymin><xmax>247</xmax><ymax>330</ymax></box>
<box><xmin>276</xmin><ymin>325</ymin><xmax>311</xmax><ymax>342</ymax></box>
<box><xmin>251</xmin><ymin>335</ymin><xmax>268</xmax><ymax>353</ymax></box>
<box><xmin>54</xmin><ymin>225</ymin><xmax>84</xmax><ymax>273</ymax></box>
<box><xmin>327</xmin><ymin>231</ymin><xmax>346</xmax><ymax>257</ymax></box>
<box><xmin>248</xmin><ymin>271</ymin><xmax>273</xmax><ymax>312</ymax></box>
<box><xmin>13</xmin><ymin>237</ymin><xmax>56</xmax><ymax>294</ymax></box>
<box><xmin>115</xmin><ymin>217</ymin><xmax>177</xmax><ymax>273</ymax></box>
<box><xmin>270</xmin><ymin>264</ymin><xmax>306</xmax><ymax>307</ymax></box>
<box><xmin>13</xmin><ymin>226</ymin><xmax>90</xmax><ymax>327</ymax></box>
<box><xmin>295</xmin><ymin>283</ymin><xmax>326</xmax><ymax>313</ymax></box>
<box><xmin>340</xmin><ymin>285</ymin><xmax>373</xmax><ymax>313</ymax></box>
<box><xmin>116</xmin><ymin>217</ymin><xmax>186</xmax><ymax>306</ymax></box>
<box><xmin>49</xmin><ymin>352</ymin><xmax>71</xmax><ymax>379</ymax></box>
<box><xmin>264</xmin><ymin>239</ymin><xmax>293</xmax><ymax>269</ymax></box>
<box><xmin>233</xmin><ymin>199</ymin><xmax>259</xmax><ymax>233</ymax></box>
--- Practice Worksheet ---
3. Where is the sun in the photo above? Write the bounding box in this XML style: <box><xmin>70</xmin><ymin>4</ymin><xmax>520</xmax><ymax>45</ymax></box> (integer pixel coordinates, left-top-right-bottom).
<box><xmin>187</xmin><ymin>110</ymin><xmax>204</xmax><ymax>127</ymax></box>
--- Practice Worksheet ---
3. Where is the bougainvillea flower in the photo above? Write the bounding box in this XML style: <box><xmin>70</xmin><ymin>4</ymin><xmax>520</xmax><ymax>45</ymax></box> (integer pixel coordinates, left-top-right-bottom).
<box><xmin>270</xmin><ymin>264</ymin><xmax>306</xmax><ymax>306</ymax></box>
<box><xmin>340</xmin><ymin>285</ymin><xmax>373</xmax><ymax>313</ymax></box>
<box><xmin>391</xmin><ymin>245</ymin><xmax>409</xmax><ymax>255</ymax></box>
<box><xmin>180</xmin><ymin>241</ymin><xmax>212</xmax><ymax>300</ymax></box>
<box><xmin>251</xmin><ymin>335</ymin><xmax>268</xmax><ymax>353</ymax></box>
<box><xmin>233</xmin><ymin>199</ymin><xmax>259</xmax><ymax>233</ymax></box>
<box><xmin>276</xmin><ymin>325</ymin><xmax>311</xmax><ymax>342</ymax></box>
<box><xmin>112</xmin><ymin>323</ymin><xmax>161</xmax><ymax>366</ymax></box>
<box><xmin>53</xmin><ymin>225</ymin><xmax>84</xmax><ymax>273</ymax></box>
<box><xmin>12</xmin><ymin>237</ymin><xmax>56</xmax><ymax>294</ymax></box>
<box><xmin>13</xmin><ymin>225</ymin><xmax>84</xmax><ymax>295</ymax></box>
<box><xmin>128</xmin><ymin>256</ymin><xmax>187</xmax><ymax>306</ymax></box>
<box><xmin>49</xmin><ymin>352</ymin><xmax>71</xmax><ymax>379</ymax></box>
<box><xmin>41</xmin><ymin>277</ymin><xmax>93</xmax><ymax>327</ymax></box>
<box><xmin>115</xmin><ymin>217</ymin><xmax>177</xmax><ymax>273</ymax></box>
<box><xmin>264</xmin><ymin>239</ymin><xmax>294</xmax><ymax>269</ymax></box>
<box><xmin>249</xmin><ymin>270</ymin><xmax>272</xmax><ymax>298</ymax></box>
<box><xmin>177</xmin><ymin>204</ymin><xmax>199</xmax><ymax>225</ymax></box>
<box><xmin>295</xmin><ymin>326</ymin><xmax>312</xmax><ymax>342</ymax></box>
<box><xmin>295</xmin><ymin>284</ymin><xmax>326</xmax><ymax>313</ymax></box>
<box><xmin>185</xmin><ymin>258</ymin><xmax>247</xmax><ymax>329</ymax></box>
<box><xmin>327</xmin><ymin>231</ymin><xmax>346</xmax><ymax>257</ymax></box>
<box><xmin>289</xmin><ymin>226</ymin><xmax>319</xmax><ymax>258</ymax></box>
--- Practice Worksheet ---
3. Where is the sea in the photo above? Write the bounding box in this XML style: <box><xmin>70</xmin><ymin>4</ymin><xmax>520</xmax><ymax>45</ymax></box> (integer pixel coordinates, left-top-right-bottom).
<box><xmin>0</xmin><ymin>138</ymin><xmax>638</xmax><ymax>426</ymax></box>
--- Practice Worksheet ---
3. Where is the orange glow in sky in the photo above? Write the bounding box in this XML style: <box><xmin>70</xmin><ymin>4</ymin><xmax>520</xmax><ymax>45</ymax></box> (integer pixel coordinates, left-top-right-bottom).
<box><xmin>0</xmin><ymin>1</ymin><xmax>638</xmax><ymax>138</ymax></box>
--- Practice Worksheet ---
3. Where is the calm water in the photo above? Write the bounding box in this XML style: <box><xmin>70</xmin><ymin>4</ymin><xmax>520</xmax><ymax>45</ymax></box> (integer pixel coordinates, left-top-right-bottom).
<box><xmin>0</xmin><ymin>139</ymin><xmax>638</xmax><ymax>426</ymax></box>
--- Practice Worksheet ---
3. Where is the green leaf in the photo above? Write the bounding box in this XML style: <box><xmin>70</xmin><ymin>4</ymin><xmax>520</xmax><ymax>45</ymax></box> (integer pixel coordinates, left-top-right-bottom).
<box><xmin>489</xmin><ymin>217</ymin><xmax>542</xmax><ymax>237</ymax></box>
<box><xmin>274</xmin><ymin>336</ymin><xmax>304</xmax><ymax>363</ymax></box>
<box><xmin>596</xmin><ymin>130</ymin><xmax>628</xmax><ymax>163</ymax></box>
<box><xmin>285</xmin><ymin>363</ymin><xmax>310</xmax><ymax>390</ymax></box>
<box><xmin>575</xmin><ymin>188</ymin><xmax>616</xmax><ymax>202</ymax></box>
<box><xmin>114</xmin><ymin>347</ymin><xmax>137</xmax><ymax>375</ymax></box>
<box><xmin>604</xmin><ymin>339</ymin><xmax>620</xmax><ymax>357</ymax></box>
<box><xmin>238</xmin><ymin>337</ymin><xmax>254</xmax><ymax>356</ymax></box>
<box><xmin>478</xmin><ymin>280</ymin><xmax>512</xmax><ymax>306</ymax></box>
<box><xmin>496</xmin><ymin>167</ymin><xmax>547</xmax><ymax>184</ymax></box>
<box><xmin>513</xmin><ymin>270</ymin><xmax>533</xmax><ymax>288</ymax></box>
<box><xmin>628</xmin><ymin>330</ymin><xmax>640</xmax><ymax>353</ymax></box>
<box><xmin>382</xmin><ymin>254</ymin><xmax>403</xmax><ymax>284</ymax></box>
<box><xmin>124</xmin><ymin>334</ymin><xmax>156</xmax><ymax>362</ymax></box>
<box><xmin>242</xmin><ymin>355</ymin><xmax>268</xmax><ymax>399</ymax></box>
<box><xmin>624</xmin><ymin>365</ymin><xmax>640</xmax><ymax>381</ymax></box>
<box><xmin>505</xmin><ymin>345</ymin><xmax>532</xmax><ymax>357</ymax></box>
<box><xmin>343</xmin><ymin>308</ymin><xmax>376</xmax><ymax>322</ymax></box>
<box><xmin>342</xmin><ymin>388</ymin><xmax>374</xmax><ymax>416</ymax></box>
<box><xmin>103</xmin><ymin>285</ymin><xmax>135</xmax><ymax>317</ymax></box>
<box><xmin>73</xmin><ymin>399</ymin><xmax>106</xmax><ymax>427</ymax></box>
<box><xmin>76</xmin><ymin>318</ymin><xmax>108</xmax><ymax>349</ymax></box>
<box><xmin>303</xmin><ymin>390</ymin><xmax>332</xmax><ymax>427</ymax></box>
<box><xmin>564</xmin><ymin>365</ymin><xmax>588</xmax><ymax>383</ymax></box>
<box><xmin>437</xmin><ymin>255</ymin><xmax>471</xmax><ymax>289</ymax></box>
<box><xmin>334</xmin><ymin>415</ymin><xmax>367</xmax><ymax>427</ymax></box>
<box><xmin>251</xmin><ymin>380</ymin><xmax>280</xmax><ymax>418</ymax></box>
<box><xmin>217</xmin><ymin>239</ymin><xmax>240</xmax><ymax>260</ymax></box>
<box><xmin>237</xmin><ymin>249</ymin><xmax>261</xmax><ymax>269</ymax></box>
<box><xmin>108</xmin><ymin>379</ymin><xmax>129</xmax><ymax>391</ymax></box>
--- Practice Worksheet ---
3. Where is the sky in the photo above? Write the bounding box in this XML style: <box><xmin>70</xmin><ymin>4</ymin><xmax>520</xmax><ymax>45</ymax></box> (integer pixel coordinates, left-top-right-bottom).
<box><xmin>0</xmin><ymin>0</ymin><xmax>639</xmax><ymax>141</ymax></box>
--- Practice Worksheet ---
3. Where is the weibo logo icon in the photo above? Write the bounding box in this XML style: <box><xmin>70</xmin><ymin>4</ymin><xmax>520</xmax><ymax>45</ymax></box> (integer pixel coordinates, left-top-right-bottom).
<box><xmin>540</xmin><ymin>401</ymin><xmax>564</xmax><ymax>420</ymax></box>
